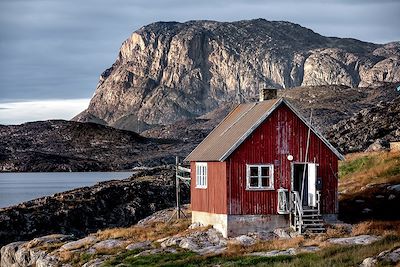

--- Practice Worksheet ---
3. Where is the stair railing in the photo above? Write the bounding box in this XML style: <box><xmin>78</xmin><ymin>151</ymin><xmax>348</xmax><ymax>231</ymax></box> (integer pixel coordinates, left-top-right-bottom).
<box><xmin>292</xmin><ymin>191</ymin><xmax>303</xmax><ymax>234</ymax></box>
<box><xmin>316</xmin><ymin>191</ymin><xmax>321</xmax><ymax>215</ymax></box>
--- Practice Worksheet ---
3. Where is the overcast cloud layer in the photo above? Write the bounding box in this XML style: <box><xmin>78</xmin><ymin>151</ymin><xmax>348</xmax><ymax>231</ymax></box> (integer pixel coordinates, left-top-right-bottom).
<box><xmin>0</xmin><ymin>0</ymin><xmax>399</xmax><ymax>124</ymax></box>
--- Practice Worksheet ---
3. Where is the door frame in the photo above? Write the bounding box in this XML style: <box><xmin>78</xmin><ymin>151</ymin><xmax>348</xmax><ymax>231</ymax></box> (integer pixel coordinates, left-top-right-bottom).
<box><xmin>290</xmin><ymin>162</ymin><xmax>319</xmax><ymax>204</ymax></box>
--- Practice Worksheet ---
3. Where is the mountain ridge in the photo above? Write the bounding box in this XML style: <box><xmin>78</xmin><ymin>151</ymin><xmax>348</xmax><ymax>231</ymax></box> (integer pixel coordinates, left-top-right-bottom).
<box><xmin>73</xmin><ymin>19</ymin><xmax>400</xmax><ymax>131</ymax></box>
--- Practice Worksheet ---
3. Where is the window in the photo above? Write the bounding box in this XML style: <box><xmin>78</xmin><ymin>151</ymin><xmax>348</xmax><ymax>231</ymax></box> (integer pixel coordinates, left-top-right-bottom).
<box><xmin>196</xmin><ymin>162</ymin><xmax>207</xmax><ymax>189</ymax></box>
<box><xmin>246</xmin><ymin>164</ymin><xmax>274</xmax><ymax>190</ymax></box>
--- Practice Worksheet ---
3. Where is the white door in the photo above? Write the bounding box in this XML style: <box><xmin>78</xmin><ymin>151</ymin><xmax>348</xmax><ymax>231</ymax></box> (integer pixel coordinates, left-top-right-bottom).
<box><xmin>307</xmin><ymin>163</ymin><xmax>317</xmax><ymax>207</ymax></box>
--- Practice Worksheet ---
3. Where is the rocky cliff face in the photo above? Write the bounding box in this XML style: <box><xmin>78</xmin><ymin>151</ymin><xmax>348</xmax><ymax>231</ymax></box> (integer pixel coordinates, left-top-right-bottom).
<box><xmin>74</xmin><ymin>19</ymin><xmax>400</xmax><ymax>131</ymax></box>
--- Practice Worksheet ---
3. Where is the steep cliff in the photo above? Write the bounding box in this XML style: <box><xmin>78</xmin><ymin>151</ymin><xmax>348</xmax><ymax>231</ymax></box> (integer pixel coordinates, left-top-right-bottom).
<box><xmin>74</xmin><ymin>19</ymin><xmax>400</xmax><ymax>131</ymax></box>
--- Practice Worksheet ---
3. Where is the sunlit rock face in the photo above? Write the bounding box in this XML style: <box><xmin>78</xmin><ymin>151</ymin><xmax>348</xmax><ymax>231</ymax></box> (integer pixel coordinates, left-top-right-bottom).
<box><xmin>74</xmin><ymin>19</ymin><xmax>400</xmax><ymax>131</ymax></box>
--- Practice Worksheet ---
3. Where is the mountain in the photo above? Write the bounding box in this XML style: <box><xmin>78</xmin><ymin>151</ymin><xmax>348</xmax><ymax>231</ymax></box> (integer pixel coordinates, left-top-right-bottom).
<box><xmin>0</xmin><ymin>120</ymin><xmax>193</xmax><ymax>172</ymax></box>
<box><xmin>73</xmin><ymin>19</ymin><xmax>400</xmax><ymax>132</ymax></box>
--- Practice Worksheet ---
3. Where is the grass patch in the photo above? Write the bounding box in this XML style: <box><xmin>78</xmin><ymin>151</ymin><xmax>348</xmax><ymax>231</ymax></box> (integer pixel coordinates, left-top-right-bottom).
<box><xmin>339</xmin><ymin>155</ymin><xmax>373</xmax><ymax>177</ymax></box>
<box><xmin>97</xmin><ymin>219</ymin><xmax>191</xmax><ymax>242</ymax></box>
<box><xmin>339</xmin><ymin>151</ymin><xmax>400</xmax><ymax>196</ymax></box>
<box><xmin>101</xmin><ymin>235</ymin><xmax>400</xmax><ymax>266</ymax></box>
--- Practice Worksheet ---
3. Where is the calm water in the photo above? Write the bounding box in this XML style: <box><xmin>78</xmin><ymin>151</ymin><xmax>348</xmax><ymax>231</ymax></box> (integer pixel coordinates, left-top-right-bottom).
<box><xmin>0</xmin><ymin>172</ymin><xmax>133</xmax><ymax>208</ymax></box>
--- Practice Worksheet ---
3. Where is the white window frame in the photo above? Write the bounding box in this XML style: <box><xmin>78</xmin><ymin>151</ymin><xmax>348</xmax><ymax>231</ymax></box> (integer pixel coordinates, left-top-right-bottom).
<box><xmin>246</xmin><ymin>164</ymin><xmax>274</xmax><ymax>190</ymax></box>
<box><xmin>195</xmin><ymin>162</ymin><xmax>207</xmax><ymax>189</ymax></box>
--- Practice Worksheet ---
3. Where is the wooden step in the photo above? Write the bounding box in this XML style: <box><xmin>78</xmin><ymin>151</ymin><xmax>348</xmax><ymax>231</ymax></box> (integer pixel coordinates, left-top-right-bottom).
<box><xmin>303</xmin><ymin>209</ymin><xmax>319</xmax><ymax>212</ymax></box>
<box><xmin>302</xmin><ymin>214</ymin><xmax>322</xmax><ymax>218</ymax></box>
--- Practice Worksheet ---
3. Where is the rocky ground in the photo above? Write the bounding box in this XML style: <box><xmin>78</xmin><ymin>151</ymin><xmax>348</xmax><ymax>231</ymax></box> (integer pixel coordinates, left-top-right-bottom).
<box><xmin>1</xmin><ymin>206</ymin><xmax>399</xmax><ymax>267</ymax></box>
<box><xmin>0</xmin><ymin>167</ymin><xmax>189</xmax><ymax>247</ymax></box>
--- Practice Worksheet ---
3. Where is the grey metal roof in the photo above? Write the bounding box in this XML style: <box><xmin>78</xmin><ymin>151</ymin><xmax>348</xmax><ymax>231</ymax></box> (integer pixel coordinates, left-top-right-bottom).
<box><xmin>184</xmin><ymin>98</ymin><xmax>344</xmax><ymax>162</ymax></box>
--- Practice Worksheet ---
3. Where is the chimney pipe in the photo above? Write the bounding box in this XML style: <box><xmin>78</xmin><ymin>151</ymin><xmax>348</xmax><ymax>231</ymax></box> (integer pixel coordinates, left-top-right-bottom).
<box><xmin>259</xmin><ymin>88</ymin><xmax>277</xmax><ymax>101</ymax></box>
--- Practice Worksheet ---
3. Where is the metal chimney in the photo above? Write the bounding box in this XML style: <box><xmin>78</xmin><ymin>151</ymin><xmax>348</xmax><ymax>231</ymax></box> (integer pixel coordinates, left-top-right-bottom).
<box><xmin>259</xmin><ymin>88</ymin><xmax>277</xmax><ymax>101</ymax></box>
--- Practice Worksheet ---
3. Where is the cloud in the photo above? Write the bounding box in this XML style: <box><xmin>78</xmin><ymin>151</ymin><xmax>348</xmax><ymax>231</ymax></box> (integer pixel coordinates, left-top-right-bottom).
<box><xmin>0</xmin><ymin>99</ymin><xmax>90</xmax><ymax>125</ymax></box>
<box><xmin>0</xmin><ymin>0</ymin><xmax>399</xmax><ymax>109</ymax></box>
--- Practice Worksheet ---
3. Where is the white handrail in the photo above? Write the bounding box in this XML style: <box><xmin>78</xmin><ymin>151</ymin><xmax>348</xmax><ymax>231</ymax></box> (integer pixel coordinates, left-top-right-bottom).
<box><xmin>292</xmin><ymin>191</ymin><xmax>303</xmax><ymax>234</ymax></box>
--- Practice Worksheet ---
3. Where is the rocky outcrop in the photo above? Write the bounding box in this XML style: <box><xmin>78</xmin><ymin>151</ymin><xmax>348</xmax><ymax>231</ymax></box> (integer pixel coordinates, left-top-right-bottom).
<box><xmin>74</xmin><ymin>19</ymin><xmax>400</xmax><ymax>131</ymax></box>
<box><xmin>361</xmin><ymin>247</ymin><xmax>400</xmax><ymax>267</ymax></box>
<box><xmin>0</xmin><ymin>167</ymin><xmax>189</xmax><ymax>247</ymax></box>
<box><xmin>0</xmin><ymin>120</ymin><xmax>193</xmax><ymax>172</ymax></box>
<box><xmin>325</xmin><ymin>95</ymin><xmax>400</xmax><ymax>154</ymax></box>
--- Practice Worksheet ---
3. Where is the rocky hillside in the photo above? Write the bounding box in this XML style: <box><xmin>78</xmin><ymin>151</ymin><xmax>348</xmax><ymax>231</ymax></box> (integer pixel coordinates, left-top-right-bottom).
<box><xmin>0</xmin><ymin>167</ymin><xmax>188</xmax><ymax>247</ymax></box>
<box><xmin>0</xmin><ymin>120</ymin><xmax>193</xmax><ymax>172</ymax></box>
<box><xmin>74</xmin><ymin>19</ymin><xmax>400</xmax><ymax>131</ymax></box>
<box><xmin>326</xmin><ymin>95</ymin><xmax>400</xmax><ymax>153</ymax></box>
<box><xmin>142</xmin><ymin>83</ymin><xmax>400</xmax><ymax>151</ymax></box>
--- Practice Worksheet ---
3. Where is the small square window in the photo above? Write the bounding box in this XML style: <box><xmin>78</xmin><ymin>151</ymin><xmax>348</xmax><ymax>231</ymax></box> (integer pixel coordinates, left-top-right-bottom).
<box><xmin>246</xmin><ymin>164</ymin><xmax>274</xmax><ymax>190</ymax></box>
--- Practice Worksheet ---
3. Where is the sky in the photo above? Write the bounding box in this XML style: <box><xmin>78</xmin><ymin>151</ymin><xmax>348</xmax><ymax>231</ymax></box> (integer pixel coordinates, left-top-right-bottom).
<box><xmin>0</xmin><ymin>0</ymin><xmax>399</xmax><ymax>125</ymax></box>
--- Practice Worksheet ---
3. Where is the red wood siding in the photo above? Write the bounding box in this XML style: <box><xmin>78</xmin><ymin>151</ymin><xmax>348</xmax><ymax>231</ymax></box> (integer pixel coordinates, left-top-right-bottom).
<box><xmin>191</xmin><ymin>161</ymin><xmax>227</xmax><ymax>214</ymax></box>
<box><xmin>227</xmin><ymin>104</ymin><xmax>339</xmax><ymax>215</ymax></box>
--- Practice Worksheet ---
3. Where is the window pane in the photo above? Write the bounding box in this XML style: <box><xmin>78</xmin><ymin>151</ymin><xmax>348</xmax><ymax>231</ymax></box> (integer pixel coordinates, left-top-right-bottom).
<box><xmin>250</xmin><ymin>167</ymin><xmax>258</xmax><ymax>176</ymax></box>
<box><xmin>261</xmin><ymin>166</ymin><xmax>269</xmax><ymax>177</ymax></box>
<box><xmin>261</xmin><ymin>177</ymin><xmax>270</xmax><ymax>187</ymax></box>
<box><xmin>250</xmin><ymin>177</ymin><xmax>258</xmax><ymax>187</ymax></box>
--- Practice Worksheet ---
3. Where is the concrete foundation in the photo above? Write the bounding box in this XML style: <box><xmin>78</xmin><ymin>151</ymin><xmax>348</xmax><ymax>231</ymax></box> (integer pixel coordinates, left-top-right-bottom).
<box><xmin>227</xmin><ymin>214</ymin><xmax>289</xmax><ymax>237</ymax></box>
<box><xmin>192</xmin><ymin>211</ymin><xmax>289</xmax><ymax>237</ymax></box>
<box><xmin>192</xmin><ymin>211</ymin><xmax>228</xmax><ymax>237</ymax></box>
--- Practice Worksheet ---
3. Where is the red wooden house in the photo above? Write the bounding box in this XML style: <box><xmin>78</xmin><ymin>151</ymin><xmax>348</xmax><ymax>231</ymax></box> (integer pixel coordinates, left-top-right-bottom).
<box><xmin>185</xmin><ymin>94</ymin><xmax>343</xmax><ymax>237</ymax></box>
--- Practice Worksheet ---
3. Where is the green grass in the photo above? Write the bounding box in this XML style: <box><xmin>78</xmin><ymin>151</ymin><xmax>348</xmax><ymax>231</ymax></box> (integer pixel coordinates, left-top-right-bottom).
<box><xmin>102</xmin><ymin>235</ymin><xmax>400</xmax><ymax>267</ymax></box>
<box><xmin>339</xmin><ymin>155</ymin><xmax>373</xmax><ymax>178</ymax></box>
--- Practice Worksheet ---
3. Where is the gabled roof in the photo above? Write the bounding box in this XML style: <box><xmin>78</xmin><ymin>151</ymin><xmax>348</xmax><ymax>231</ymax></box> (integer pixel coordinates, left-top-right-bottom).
<box><xmin>184</xmin><ymin>98</ymin><xmax>344</xmax><ymax>162</ymax></box>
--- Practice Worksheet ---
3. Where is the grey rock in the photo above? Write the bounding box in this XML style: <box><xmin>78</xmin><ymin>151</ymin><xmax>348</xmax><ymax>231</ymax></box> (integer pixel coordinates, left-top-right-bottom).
<box><xmin>249</xmin><ymin>248</ymin><xmax>297</xmax><ymax>257</ymax></box>
<box><xmin>189</xmin><ymin>222</ymin><xmax>204</xmax><ymax>229</ymax></box>
<box><xmin>160</xmin><ymin>236</ymin><xmax>182</xmax><ymax>248</ymax></box>
<box><xmin>0</xmin><ymin>241</ymin><xmax>25</xmax><ymax>267</ymax></box>
<box><xmin>233</xmin><ymin>235</ymin><xmax>256</xmax><ymax>246</ymax></box>
<box><xmin>328</xmin><ymin>235</ymin><xmax>381</xmax><ymax>245</ymax></box>
<box><xmin>194</xmin><ymin>245</ymin><xmax>227</xmax><ymax>255</ymax></box>
<box><xmin>360</xmin><ymin>247</ymin><xmax>400</xmax><ymax>266</ymax></box>
<box><xmin>273</xmin><ymin>228</ymin><xmax>291</xmax><ymax>239</ymax></box>
<box><xmin>60</xmin><ymin>236</ymin><xmax>97</xmax><ymax>251</ymax></box>
<box><xmin>298</xmin><ymin>246</ymin><xmax>321</xmax><ymax>253</ymax></box>
<box><xmin>388</xmin><ymin>194</ymin><xmax>396</xmax><ymax>200</ymax></box>
<box><xmin>92</xmin><ymin>239</ymin><xmax>125</xmax><ymax>251</ymax></box>
<box><xmin>126</xmin><ymin>240</ymin><xmax>152</xmax><ymax>251</ymax></box>
<box><xmin>26</xmin><ymin>234</ymin><xmax>74</xmax><ymax>249</ymax></box>
<box><xmin>179</xmin><ymin>238</ymin><xmax>199</xmax><ymax>250</ymax></box>
<box><xmin>360</xmin><ymin>257</ymin><xmax>377</xmax><ymax>267</ymax></box>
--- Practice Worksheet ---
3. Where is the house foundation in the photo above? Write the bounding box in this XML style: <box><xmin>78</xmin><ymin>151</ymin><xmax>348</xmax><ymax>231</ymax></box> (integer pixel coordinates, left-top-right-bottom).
<box><xmin>192</xmin><ymin>211</ymin><xmax>289</xmax><ymax>237</ymax></box>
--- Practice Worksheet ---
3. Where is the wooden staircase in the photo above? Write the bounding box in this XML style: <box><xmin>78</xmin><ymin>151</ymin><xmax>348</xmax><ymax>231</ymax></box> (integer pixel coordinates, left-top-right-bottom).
<box><xmin>301</xmin><ymin>208</ymin><xmax>326</xmax><ymax>233</ymax></box>
<box><xmin>292</xmin><ymin>191</ymin><xmax>326</xmax><ymax>234</ymax></box>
